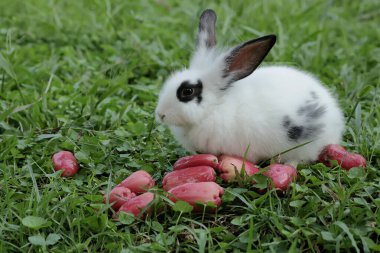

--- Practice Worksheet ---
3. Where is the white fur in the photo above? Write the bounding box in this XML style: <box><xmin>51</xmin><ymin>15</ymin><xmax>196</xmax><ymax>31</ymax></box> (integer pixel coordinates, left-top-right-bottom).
<box><xmin>155</xmin><ymin>28</ymin><xmax>344</xmax><ymax>165</ymax></box>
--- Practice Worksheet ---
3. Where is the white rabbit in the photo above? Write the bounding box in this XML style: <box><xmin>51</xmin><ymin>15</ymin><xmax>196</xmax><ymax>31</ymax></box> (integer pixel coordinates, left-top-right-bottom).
<box><xmin>155</xmin><ymin>9</ymin><xmax>344</xmax><ymax>166</ymax></box>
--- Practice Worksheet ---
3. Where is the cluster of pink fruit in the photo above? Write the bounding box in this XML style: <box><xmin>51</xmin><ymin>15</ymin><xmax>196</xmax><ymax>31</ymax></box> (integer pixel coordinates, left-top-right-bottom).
<box><xmin>72</xmin><ymin>154</ymin><xmax>297</xmax><ymax>218</ymax></box>
<box><xmin>103</xmin><ymin>170</ymin><xmax>155</xmax><ymax>217</ymax></box>
<box><xmin>52</xmin><ymin>144</ymin><xmax>366</xmax><ymax>218</ymax></box>
<box><xmin>165</xmin><ymin>154</ymin><xmax>297</xmax><ymax>209</ymax></box>
<box><xmin>100</xmin><ymin>154</ymin><xmax>299</xmax><ymax>218</ymax></box>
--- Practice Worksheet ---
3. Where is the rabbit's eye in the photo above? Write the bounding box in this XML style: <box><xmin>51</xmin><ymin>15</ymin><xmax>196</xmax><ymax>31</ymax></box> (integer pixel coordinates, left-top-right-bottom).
<box><xmin>182</xmin><ymin>88</ymin><xmax>194</xmax><ymax>97</ymax></box>
<box><xmin>176</xmin><ymin>80</ymin><xmax>203</xmax><ymax>103</ymax></box>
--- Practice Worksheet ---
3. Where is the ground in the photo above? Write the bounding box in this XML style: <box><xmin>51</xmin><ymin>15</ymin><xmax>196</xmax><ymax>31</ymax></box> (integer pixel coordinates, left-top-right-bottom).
<box><xmin>0</xmin><ymin>0</ymin><xmax>379</xmax><ymax>252</ymax></box>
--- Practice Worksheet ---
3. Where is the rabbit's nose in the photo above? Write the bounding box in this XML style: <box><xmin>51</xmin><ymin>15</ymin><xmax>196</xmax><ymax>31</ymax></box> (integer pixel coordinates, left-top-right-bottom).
<box><xmin>156</xmin><ymin>112</ymin><xmax>166</xmax><ymax>122</ymax></box>
<box><xmin>159</xmin><ymin>113</ymin><xmax>166</xmax><ymax>121</ymax></box>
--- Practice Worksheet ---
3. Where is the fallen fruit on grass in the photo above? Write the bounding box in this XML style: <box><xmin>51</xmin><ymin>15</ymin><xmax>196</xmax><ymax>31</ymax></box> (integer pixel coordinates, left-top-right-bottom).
<box><xmin>52</xmin><ymin>151</ymin><xmax>79</xmax><ymax>177</ymax></box>
<box><xmin>173</xmin><ymin>154</ymin><xmax>219</xmax><ymax>170</ymax></box>
<box><xmin>162</xmin><ymin>166</ymin><xmax>216</xmax><ymax>191</ymax></box>
<box><xmin>103</xmin><ymin>186</ymin><xmax>136</xmax><ymax>211</ymax></box>
<box><xmin>318</xmin><ymin>144</ymin><xmax>366</xmax><ymax>170</ymax></box>
<box><xmin>263</xmin><ymin>164</ymin><xmax>297</xmax><ymax>191</ymax></box>
<box><xmin>118</xmin><ymin>192</ymin><xmax>155</xmax><ymax>217</ymax></box>
<box><xmin>168</xmin><ymin>182</ymin><xmax>224</xmax><ymax>211</ymax></box>
<box><xmin>118</xmin><ymin>170</ymin><xmax>155</xmax><ymax>194</ymax></box>
<box><xmin>217</xmin><ymin>155</ymin><xmax>260</xmax><ymax>182</ymax></box>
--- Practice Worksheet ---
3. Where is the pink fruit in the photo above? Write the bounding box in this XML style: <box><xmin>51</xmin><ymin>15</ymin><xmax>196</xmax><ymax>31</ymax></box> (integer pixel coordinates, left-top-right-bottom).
<box><xmin>217</xmin><ymin>155</ymin><xmax>260</xmax><ymax>182</ymax></box>
<box><xmin>340</xmin><ymin>153</ymin><xmax>367</xmax><ymax>170</ymax></box>
<box><xmin>118</xmin><ymin>192</ymin><xmax>155</xmax><ymax>217</ymax></box>
<box><xmin>52</xmin><ymin>151</ymin><xmax>79</xmax><ymax>177</ymax></box>
<box><xmin>162</xmin><ymin>166</ymin><xmax>216</xmax><ymax>191</ymax></box>
<box><xmin>103</xmin><ymin>186</ymin><xmax>136</xmax><ymax>211</ymax></box>
<box><xmin>173</xmin><ymin>154</ymin><xmax>219</xmax><ymax>171</ymax></box>
<box><xmin>319</xmin><ymin>144</ymin><xmax>366</xmax><ymax>171</ymax></box>
<box><xmin>263</xmin><ymin>164</ymin><xmax>297</xmax><ymax>191</ymax></box>
<box><xmin>168</xmin><ymin>182</ymin><xmax>224</xmax><ymax>212</ymax></box>
<box><xmin>118</xmin><ymin>170</ymin><xmax>155</xmax><ymax>194</ymax></box>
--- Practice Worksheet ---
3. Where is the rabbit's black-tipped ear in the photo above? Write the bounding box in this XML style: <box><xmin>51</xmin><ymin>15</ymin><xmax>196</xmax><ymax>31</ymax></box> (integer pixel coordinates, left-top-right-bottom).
<box><xmin>197</xmin><ymin>9</ymin><xmax>217</xmax><ymax>49</ymax></box>
<box><xmin>223</xmin><ymin>35</ymin><xmax>276</xmax><ymax>83</ymax></box>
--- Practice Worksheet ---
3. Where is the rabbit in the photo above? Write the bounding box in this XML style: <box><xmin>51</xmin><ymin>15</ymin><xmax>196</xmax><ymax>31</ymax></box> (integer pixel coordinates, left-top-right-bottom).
<box><xmin>155</xmin><ymin>9</ymin><xmax>344</xmax><ymax>167</ymax></box>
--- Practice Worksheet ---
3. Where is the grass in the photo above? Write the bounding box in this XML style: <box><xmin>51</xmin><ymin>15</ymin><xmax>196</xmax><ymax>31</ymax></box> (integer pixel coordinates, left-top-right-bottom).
<box><xmin>0</xmin><ymin>0</ymin><xmax>379</xmax><ymax>252</ymax></box>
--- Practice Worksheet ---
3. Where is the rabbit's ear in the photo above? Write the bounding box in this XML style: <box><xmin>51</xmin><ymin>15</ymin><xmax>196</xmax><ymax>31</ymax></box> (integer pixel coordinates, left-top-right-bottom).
<box><xmin>223</xmin><ymin>35</ymin><xmax>276</xmax><ymax>83</ymax></box>
<box><xmin>197</xmin><ymin>9</ymin><xmax>217</xmax><ymax>49</ymax></box>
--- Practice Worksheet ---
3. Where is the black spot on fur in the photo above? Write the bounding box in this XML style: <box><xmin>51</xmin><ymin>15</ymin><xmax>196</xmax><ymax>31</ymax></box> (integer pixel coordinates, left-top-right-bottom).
<box><xmin>297</xmin><ymin>103</ymin><xmax>326</xmax><ymax>119</ymax></box>
<box><xmin>303</xmin><ymin>124</ymin><xmax>324</xmax><ymax>139</ymax></box>
<box><xmin>177</xmin><ymin>80</ymin><xmax>203</xmax><ymax>103</ymax></box>
<box><xmin>308</xmin><ymin>105</ymin><xmax>326</xmax><ymax>119</ymax></box>
<box><xmin>288</xmin><ymin>126</ymin><xmax>304</xmax><ymax>140</ymax></box>
<box><xmin>283</xmin><ymin>116</ymin><xmax>291</xmax><ymax>128</ymax></box>
<box><xmin>283</xmin><ymin>116</ymin><xmax>325</xmax><ymax>142</ymax></box>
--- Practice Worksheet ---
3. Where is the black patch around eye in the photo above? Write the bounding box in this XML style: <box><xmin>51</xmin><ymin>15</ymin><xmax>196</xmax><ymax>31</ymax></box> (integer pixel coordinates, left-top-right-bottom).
<box><xmin>177</xmin><ymin>80</ymin><xmax>203</xmax><ymax>103</ymax></box>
